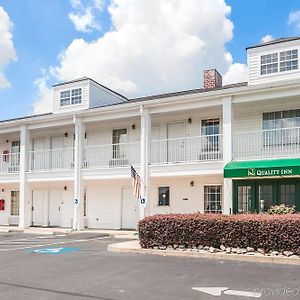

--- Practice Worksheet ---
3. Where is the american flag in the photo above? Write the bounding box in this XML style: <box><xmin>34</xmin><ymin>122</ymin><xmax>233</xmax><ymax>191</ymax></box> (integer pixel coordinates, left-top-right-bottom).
<box><xmin>131</xmin><ymin>165</ymin><xmax>141</xmax><ymax>199</ymax></box>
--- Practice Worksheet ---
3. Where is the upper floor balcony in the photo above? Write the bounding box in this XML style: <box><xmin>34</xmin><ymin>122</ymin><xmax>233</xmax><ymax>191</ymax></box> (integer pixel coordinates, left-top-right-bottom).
<box><xmin>27</xmin><ymin>148</ymin><xmax>74</xmax><ymax>172</ymax></box>
<box><xmin>0</xmin><ymin>152</ymin><xmax>20</xmax><ymax>174</ymax></box>
<box><xmin>150</xmin><ymin>134</ymin><xmax>223</xmax><ymax>164</ymax></box>
<box><xmin>1</xmin><ymin>134</ymin><xmax>222</xmax><ymax>175</ymax></box>
<box><xmin>233</xmin><ymin>127</ymin><xmax>300</xmax><ymax>160</ymax></box>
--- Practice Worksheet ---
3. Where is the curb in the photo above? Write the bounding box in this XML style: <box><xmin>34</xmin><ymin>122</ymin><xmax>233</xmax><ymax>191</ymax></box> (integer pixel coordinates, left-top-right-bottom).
<box><xmin>108</xmin><ymin>240</ymin><xmax>300</xmax><ymax>266</ymax></box>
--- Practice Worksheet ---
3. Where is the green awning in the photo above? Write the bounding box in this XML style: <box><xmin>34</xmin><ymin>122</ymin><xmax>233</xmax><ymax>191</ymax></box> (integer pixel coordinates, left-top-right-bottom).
<box><xmin>224</xmin><ymin>158</ymin><xmax>300</xmax><ymax>178</ymax></box>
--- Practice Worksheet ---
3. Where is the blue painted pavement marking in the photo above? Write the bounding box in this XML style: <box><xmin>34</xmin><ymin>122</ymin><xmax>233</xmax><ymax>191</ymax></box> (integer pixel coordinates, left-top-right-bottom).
<box><xmin>29</xmin><ymin>247</ymin><xmax>80</xmax><ymax>254</ymax></box>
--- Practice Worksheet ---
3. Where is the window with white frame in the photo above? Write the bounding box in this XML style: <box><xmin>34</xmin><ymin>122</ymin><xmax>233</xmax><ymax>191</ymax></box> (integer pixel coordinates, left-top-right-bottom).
<box><xmin>60</xmin><ymin>90</ymin><xmax>70</xmax><ymax>106</ymax></box>
<box><xmin>71</xmin><ymin>88</ymin><xmax>82</xmax><ymax>105</ymax></box>
<box><xmin>10</xmin><ymin>191</ymin><xmax>19</xmax><ymax>216</ymax></box>
<box><xmin>280</xmin><ymin>50</ymin><xmax>298</xmax><ymax>72</ymax></box>
<box><xmin>112</xmin><ymin>129</ymin><xmax>127</xmax><ymax>159</ymax></box>
<box><xmin>261</xmin><ymin>53</ymin><xmax>278</xmax><ymax>75</ymax></box>
<box><xmin>60</xmin><ymin>88</ymin><xmax>82</xmax><ymax>107</ymax></box>
<box><xmin>260</xmin><ymin>49</ymin><xmax>298</xmax><ymax>75</ymax></box>
<box><xmin>262</xmin><ymin>109</ymin><xmax>300</xmax><ymax>146</ymax></box>
<box><xmin>204</xmin><ymin>185</ymin><xmax>222</xmax><ymax>213</ymax></box>
<box><xmin>201</xmin><ymin>118</ymin><xmax>220</xmax><ymax>152</ymax></box>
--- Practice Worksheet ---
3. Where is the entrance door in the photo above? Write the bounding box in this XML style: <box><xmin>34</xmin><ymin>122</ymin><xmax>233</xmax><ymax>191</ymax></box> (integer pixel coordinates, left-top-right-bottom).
<box><xmin>49</xmin><ymin>189</ymin><xmax>62</xmax><ymax>227</ymax></box>
<box><xmin>167</xmin><ymin>122</ymin><xmax>185</xmax><ymax>162</ymax></box>
<box><xmin>234</xmin><ymin>179</ymin><xmax>299</xmax><ymax>213</ymax></box>
<box><xmin>32</xmin><ymin>138</ymin><xmax>45</xmax><ymax>171</ymax></box>
<box><xmin>32</xmin><ymin>190</ymin><xmax>44</xmax><ymax>226</ymax></box>
<box><xmin>257</xmin><ymin>184</ymin><xmax>274</xmax><ymax>212</ymax></box>
<box><xmin>236</xmin><ymin>183</ymin><xmax>254</xmax><ymax>213</ymax></box>
<box><xmin>50</xmin><ymin>136</ymin><xmax>64</xmax><ymax>170</ymax></box>
<box><xmin>121</xmin><ymin>188</ymin><xmax>138</xmax><ymax>229</ymax></box>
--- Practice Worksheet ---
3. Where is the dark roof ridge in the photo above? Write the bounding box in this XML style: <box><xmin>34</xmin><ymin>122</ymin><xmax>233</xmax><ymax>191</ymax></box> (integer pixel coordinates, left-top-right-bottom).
<box><xmin>246</xmin><ymin>37</ymin><xmax>300</xmax><ymax>50</ymax></box>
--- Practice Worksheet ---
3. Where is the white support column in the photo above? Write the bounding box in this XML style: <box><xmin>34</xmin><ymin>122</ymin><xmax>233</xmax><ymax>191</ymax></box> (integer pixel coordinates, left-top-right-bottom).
<box><xmin>222</xmin><ymin>96</ymin><xmax>233</xmax><ymax>215</ymax></box>
<box><xmin>19</xmin><ymin>125</ymin><xmax>31</xmax><ymax>228</ymax></box>
<box><xmin>140</xmin><ymin>105</ymin><xmax>151</xmax><ymax>220</ymax></box>
<box><xmin>73</xmin><ymin>116</ymin><xmax>85</xmax><ymax>231</ymax></box>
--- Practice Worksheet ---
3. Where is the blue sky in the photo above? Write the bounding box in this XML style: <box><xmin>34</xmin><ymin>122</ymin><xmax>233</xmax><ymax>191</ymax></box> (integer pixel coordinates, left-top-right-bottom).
<box><xmin>0</xmin><ymin>0</ymin><xmax>300</xmax><ymax>120</ymax></box>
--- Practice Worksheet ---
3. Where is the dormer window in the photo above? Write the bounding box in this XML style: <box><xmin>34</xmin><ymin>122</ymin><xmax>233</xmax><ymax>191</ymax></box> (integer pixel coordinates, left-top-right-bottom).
<box><xmin>60</xmin><ymin>88</ymin><xmax>82</xmax><ymax>107</ymax></box>
<box><xmin>280</xmin><ymin>50</ymin><xmax>298</xmax><ymax>72</ymax></box>
<box><xmin>260</xmin><ymin>49</ymin><xmax>298</xmax><ymax>75</ymax></box>
<box><xmin>71</xmin><ymin>88</ymin><xmax>82</xmax><ymax>104</ymax></box>
<box><xmin>261</xmin><ymin>53</ymin><xmax>278</xmax><ymax>75</ymax></box>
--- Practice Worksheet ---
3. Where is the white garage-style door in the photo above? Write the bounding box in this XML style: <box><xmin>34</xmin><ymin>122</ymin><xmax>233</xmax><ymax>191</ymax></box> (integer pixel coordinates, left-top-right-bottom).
<box><xmin>49</xmin><ymin>189</ymin><xmax>62</xmax><ymax>227</ymax></box>
<box><xmin>121</xmin><ymin>188</ymin><xmax>138</xmax><ymax>229</ymax></box>
<box><xmin>88</xmin><ymin>187</ymin><xmax>121</xmax><ymax>229</ymax></box>
<box><xmin>32</xmin><ymin>190</ymin><xmax>44</xmax><ymax>226</ymax></box>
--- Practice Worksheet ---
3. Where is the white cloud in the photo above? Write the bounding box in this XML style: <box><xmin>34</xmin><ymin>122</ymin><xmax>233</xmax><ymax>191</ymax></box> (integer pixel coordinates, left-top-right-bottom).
<box><xmin>288</xmin><ymin>10</ymin><xmax>300</xmax><ymax>30</ymax></box>
<box><xmin>32</xmin><ymin>72</ymin><xmax>52</xmax><ymax>114</ymax></box>
<box><xmin>261</xmin><ymin>34</ymin><xmax>274</xmax><ymax>43</ymax></box>
<box><xmin>0</xmin><ymin>6</ymin><xmax>17</xmax><ymax>88</ymax></box>
<box><xmin>69</xmin><ymin>0</ymin><xmax>104</xmax><ymax>32</ymax></box>
<box><xmin>34</xmin><ymin>0</ymin><xmax>249</xmax><ymax>113</ymax></box>
<box><xmin>223</xmin><ymin>63</ymin><xmax>248</xmax><ymax>85</ymax></box>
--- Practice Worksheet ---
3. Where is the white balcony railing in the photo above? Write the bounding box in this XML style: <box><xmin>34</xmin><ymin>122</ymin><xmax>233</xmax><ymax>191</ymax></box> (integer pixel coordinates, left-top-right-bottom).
<box><xmin>234</xmin><ymin>127</ymin><xmax>300</xmax><ymax>160</ymax></box>
<box><xmin>150</xmin><ymin>135</ymin><xmax>223</xmax><ymax>165</ymax></box>
<box><xmin>84</xmin><ymin>141</ymin><xmax>140</xmax><ymax>169</ymax></box>
<box><xmin>0</xmin><ymin>152</ymin><xmax>20</xmax><ymax>174</ymax></box>
<box><xmin>28</xmin><ymin>148</ymin><xmax>74</xmax><ymax>171</ymax></box>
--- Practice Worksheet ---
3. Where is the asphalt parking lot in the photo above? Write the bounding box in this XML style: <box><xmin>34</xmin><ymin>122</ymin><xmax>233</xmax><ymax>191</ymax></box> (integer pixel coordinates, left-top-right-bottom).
<box><xmin>0</xmin><ymin>232</ymin><xmax>299</xmax><ymax>300</ymax></box>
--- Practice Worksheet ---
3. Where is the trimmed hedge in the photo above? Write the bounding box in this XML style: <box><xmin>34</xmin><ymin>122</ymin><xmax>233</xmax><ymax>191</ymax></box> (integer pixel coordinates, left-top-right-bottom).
<box><xmin>138</xmin><ymin>213</ymin><xmax>300</xmax><ymax>255</ymax></box>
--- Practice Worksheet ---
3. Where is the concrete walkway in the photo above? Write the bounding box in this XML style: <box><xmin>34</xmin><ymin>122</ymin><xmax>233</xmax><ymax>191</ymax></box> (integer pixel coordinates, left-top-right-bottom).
<box><xmin>108</xmin><ymin>240</ymin><xmax>300</xmax><ymax>266</ymax></box>
<box><xmin>0</xmin><ymin>225</ymin><xmax>138</xmax><ymax>238</ymax></box>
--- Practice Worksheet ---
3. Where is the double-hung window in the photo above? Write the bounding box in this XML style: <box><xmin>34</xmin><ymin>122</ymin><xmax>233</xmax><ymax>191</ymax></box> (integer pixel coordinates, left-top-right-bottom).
<box><xmin>204</xmin><ymin>185</ymin><xmax>222</xmax><ymax>213</ymax></box>
<box><xmin>261</xmin><ymin>53</ymin><xmax>278</xmax><ymax>75</ymax></box>
<box><xmin>60</xmin><ymin>88</ymin><xmax>82</xmax><ymax>107</ymax></box>
<box><xmin>71</xmin><ymin>88</ymin><xmax>82</xmax><ymax>104</ymax></box>
<box><xmin>60</xmin><ymin>91</ymin><xmax>70</xmax><ymax>106</ymax></box>
<box><xmin>280</xmin><ymin>50</ymin><xmax>298</xmax><ymax>72</ymax></box>
<box><xmin>262</xmin><ymin>109</ymin><xmax>300</xmax><ymax>147</ymax></box>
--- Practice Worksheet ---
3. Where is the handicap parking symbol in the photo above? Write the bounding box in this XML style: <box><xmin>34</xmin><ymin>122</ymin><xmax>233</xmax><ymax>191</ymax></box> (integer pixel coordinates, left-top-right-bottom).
<box><xmin>31</xmin><ymin>247</ymin><xmax>79</xmax><ymax>254</ymax></box>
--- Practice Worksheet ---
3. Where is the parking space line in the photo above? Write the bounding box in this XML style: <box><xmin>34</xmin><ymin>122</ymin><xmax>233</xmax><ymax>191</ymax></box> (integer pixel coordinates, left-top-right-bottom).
<box><xmin>0</xmin><ymin>236</ymin><xmax>54</xmax><ymax>243</ymax></box>
<box><xmin>0</xmin><ymin>236</ymin><xmax>110</xmax><ymax>252</ymax></box>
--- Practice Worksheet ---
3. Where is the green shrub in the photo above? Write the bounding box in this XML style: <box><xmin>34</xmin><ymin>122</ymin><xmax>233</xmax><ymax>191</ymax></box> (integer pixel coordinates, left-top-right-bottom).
<box><xmin>138</xmin><ymin>213</ymin><xmax>300</xmax><ymax>255</ymax></box>
<box><xmin>268</xmin><ymin>204</ymin><xmax>296</xmax><ymax>215</ymax></box>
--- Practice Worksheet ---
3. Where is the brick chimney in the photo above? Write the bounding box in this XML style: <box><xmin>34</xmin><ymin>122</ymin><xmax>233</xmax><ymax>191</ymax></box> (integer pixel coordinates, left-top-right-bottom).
<box><xmin>203</xmin><ymin>69</ymin><xmax>222</xmax><ymax>89</ymax></box>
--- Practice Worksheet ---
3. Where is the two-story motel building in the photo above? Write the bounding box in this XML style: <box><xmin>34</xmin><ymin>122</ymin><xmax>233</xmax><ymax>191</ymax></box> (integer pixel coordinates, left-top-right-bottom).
<box><xmin>1</xmin><ymin>37</ymin><xmax>300</xmax><ymax>230</ymax></box>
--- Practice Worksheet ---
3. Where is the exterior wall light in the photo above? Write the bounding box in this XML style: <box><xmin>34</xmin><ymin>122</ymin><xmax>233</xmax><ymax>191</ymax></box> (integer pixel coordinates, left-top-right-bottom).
<box><xmin>64</xmin><ymin>132</ymin><xmax>68</xmax><ymax>138</ymax></box>
<box><xmin>132</xmin><ymin>124</ymin><xmax>136</xmax><ymax>130</ymax></box>
<box><xmin>188</xmin><ymin>118</ymin><xmax>192</xmax><ymax>124</ymax></box>
<box><xmin>63</xmin><ymin>186</ymin><xmax>68</xmax><ymax>191</ymax></box>
<box><xmin>190</xmin><ymin>181</ymin><xmax>194</xmax><ymax>187</ymax></box>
